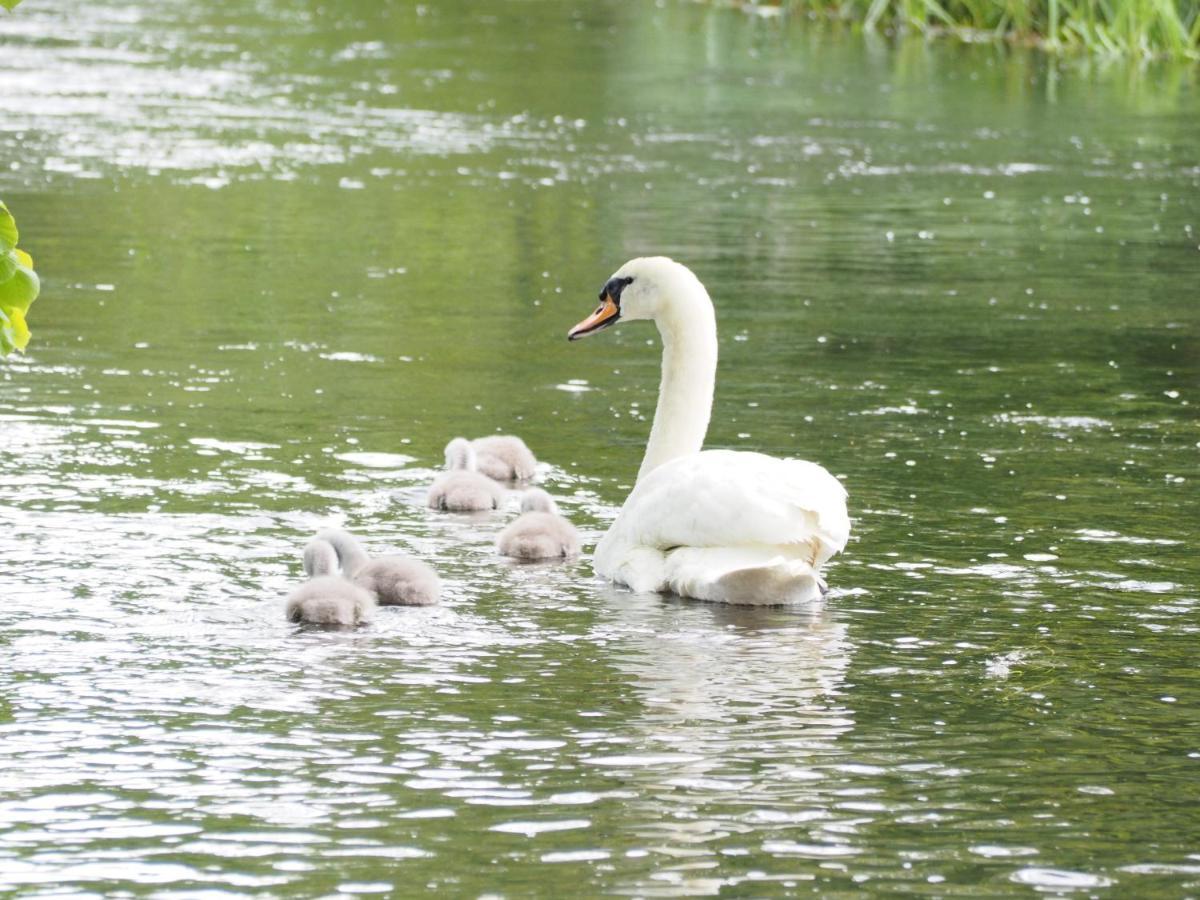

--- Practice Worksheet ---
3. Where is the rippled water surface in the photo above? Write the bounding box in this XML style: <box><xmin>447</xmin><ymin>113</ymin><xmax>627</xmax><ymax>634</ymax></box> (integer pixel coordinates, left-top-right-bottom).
<box><xmin>2</xmin><ymin>0</ymin><xmax>1199</xmax><ymax>895</ymax></box>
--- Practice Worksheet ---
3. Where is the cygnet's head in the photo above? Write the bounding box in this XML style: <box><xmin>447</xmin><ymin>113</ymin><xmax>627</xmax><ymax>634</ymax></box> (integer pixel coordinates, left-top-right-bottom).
<box><xmin>444</xmin><ymin>437</ymin><xmax>477</xmax><ymax>471</ymax></box>
<box><xmin>520</xmin><ymin>488</ymin><xmax>559</xmax><ymax>515</ymax></box>
<box><xmin>303</xmin><ymin>538</ymin><xmax>339</xmax><ymax>577</ymax></box>
<box><xmin>567</xmin><ymin>256</ymin><xmax>705</xmax><ymax>340</ymax></box>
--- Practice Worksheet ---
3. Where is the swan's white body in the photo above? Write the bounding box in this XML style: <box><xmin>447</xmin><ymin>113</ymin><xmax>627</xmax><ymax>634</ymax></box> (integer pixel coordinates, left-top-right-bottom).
<box><xmin>571</xmin><ymin>256</ymin><xmax>850</xmax><ymax>606</ymax></box>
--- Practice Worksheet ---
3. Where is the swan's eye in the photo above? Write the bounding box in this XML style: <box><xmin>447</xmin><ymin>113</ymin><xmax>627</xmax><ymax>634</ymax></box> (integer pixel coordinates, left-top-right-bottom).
<box><xmin>601</xmin><ymin>276</ymin><xmax>634</xmax><ymax>305</ymax></box>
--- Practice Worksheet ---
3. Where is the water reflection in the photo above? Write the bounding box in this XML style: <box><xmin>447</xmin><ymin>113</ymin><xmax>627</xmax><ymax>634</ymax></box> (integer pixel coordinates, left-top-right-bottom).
<box><xmin>586</xmin><ymin>590</ymin><xmax>856</xmax><ymax>894</ymax></box>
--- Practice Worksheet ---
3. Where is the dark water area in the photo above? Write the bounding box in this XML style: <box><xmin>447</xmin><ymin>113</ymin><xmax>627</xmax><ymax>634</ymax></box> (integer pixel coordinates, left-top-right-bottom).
<box><xmin>1</xmin><ymin>0</ymin><xmax>1198</xmax><ymax>895</ymax></box>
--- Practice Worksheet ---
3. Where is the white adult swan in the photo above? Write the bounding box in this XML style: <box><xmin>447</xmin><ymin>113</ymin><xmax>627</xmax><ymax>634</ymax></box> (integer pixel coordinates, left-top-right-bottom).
<box><xmin>567</xmin><ymin>256</ymin><xmax>850</xmax><ymax>605</ymax></box>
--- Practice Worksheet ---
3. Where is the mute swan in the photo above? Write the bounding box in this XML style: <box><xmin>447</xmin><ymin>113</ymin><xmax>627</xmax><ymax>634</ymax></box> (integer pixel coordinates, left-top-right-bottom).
<box><xmin>496</xmin><ymin>488</ymin><xmax>581</xmax><ymax>560</ymax></box>
<box><xmin>427</xmin><ymin>437</ymin><xmax>505</xmax><ymax>511</ymax></box>
<box><xmin>567</xmin><ymin>256</ymin><xmax>850</xmax><ymax>606</ymax></box>
<box><xmin>316</xmin><ymin>527</ymin><xmax>441</xmax><ymax>606</ymax></box>
<box><xmin>472</xmin><ymin>435</ymin><xmax>537</xmax><ymax>482</ymax></box>
<box><xmin>286</xmin><ymin>539</ymin><xmax>376</xmax><ymax>626</ymax></box>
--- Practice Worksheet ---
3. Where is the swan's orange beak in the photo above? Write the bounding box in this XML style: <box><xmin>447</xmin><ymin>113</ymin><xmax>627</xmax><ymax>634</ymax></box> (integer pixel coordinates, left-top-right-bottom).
<box><xmin>568</xmin><ymin>294</ymin><xmax>620</xmax><ymax>341</ymax></box>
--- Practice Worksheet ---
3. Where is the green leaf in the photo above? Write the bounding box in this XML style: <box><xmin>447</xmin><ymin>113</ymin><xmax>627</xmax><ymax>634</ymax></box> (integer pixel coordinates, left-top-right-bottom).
<box><xmin>0</xmin><ymin>262</ymin><xmax>39</xmax><ymax>315</ymax></box>
<box><xmin>0</xmin><ymin>1</ymin><xmax>25</xmax><ymax>12</ymax></box>
<box><xmin>0</xmin><ymin>202</ymin><xmax>39</xmax><ymax>358</ymax></box>
<box><xmin>0</xmin><ymin>200</ymin><xmax>39</xmax><ymax>360</ymax></box>
<box><xmin>0</xmin><ymin>201</ymin><xmax>16</xmax><ymax>252</ymax></box>
<box><xmin>4</xmin><ymin>306</ymin><xmax>29</xmax><ymax>351</ymax></box>
<box><xmin>0</xmin><ymin>249</ymin><xmax>16</xmax><ymax>285</ymax></box>
<box><xmin>0</xmin><ymin>306</ymin><xmax>28</xmax><ymax>354</ymax></box>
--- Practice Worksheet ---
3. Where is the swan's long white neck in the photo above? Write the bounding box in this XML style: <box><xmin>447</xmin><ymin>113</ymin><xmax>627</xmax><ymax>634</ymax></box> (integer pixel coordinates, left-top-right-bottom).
<box><xmin>637</xmin><ymin>275</ymin><xmax>717</xmax><ymax>482</ymax></box>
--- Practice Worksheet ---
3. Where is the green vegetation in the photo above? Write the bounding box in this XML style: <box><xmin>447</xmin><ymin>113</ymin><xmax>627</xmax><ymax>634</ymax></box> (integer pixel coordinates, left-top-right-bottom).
<box><xmin>1</xmin><ymin>0</ymin><xmax>33</xmax><ymax>356</ymax></box>
<box><xmin>748</xmin><ymin>0</ymin><xmax>1200</xmax><ymax>58</ymax></box>
<box><xmin>0</xmin><ymin>202</ymin><xmax>40</xmax><ymax>356</ymax></box>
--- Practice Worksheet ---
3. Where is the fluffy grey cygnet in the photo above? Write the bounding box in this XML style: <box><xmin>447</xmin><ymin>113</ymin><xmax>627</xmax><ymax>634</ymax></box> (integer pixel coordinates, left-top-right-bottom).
<box><xmin>496</xmin><ymin>488</ymin><xmax>581</xmax><ymax>560</ymax></box>
<box><xmin>426</xmin><ymin>437</ymin><xmax>505</xmax><ymax>511</ymax></box>
<box><xmin>316</xmin><ymin>527</ymin><xmax>441</xmax><ymax>606</ymax></box>
<box><xmin>472</xmin><ymin>435</ymin><xmax>538</xmax><ymax>482</ymax></box>
<box><xmin>285</xmin><ymin>539</ymin><xmax>376</xmax><ymax>626</ymax></box>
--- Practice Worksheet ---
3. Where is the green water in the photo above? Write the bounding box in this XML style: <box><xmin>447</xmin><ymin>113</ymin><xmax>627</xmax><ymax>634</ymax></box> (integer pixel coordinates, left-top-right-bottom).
<box><xmin>2</xmin><ymin>0</ymin><xmax>1199</xmax><ymax>896</ymax></box>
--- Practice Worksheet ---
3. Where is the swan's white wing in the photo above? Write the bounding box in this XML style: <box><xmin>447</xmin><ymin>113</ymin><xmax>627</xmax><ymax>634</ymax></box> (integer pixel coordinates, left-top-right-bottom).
<box><xmin>601</xmin><ymin>449</ymin><xmax>850</xmax><ymax>565</ymax></box>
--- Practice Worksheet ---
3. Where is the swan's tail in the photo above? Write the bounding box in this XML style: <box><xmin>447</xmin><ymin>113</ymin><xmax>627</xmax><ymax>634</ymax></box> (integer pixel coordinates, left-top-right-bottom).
<box><xmin>662</xmin><ymin>546</ymin><xmax>826</xmax><ymax>606</ymax></box>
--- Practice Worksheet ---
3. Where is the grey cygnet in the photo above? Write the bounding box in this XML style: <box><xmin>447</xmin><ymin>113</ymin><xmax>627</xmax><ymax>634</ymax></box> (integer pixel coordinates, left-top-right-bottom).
<box><xmin>285</xmin><ymin>539</ymin><xmax>376</xmax><ymax>626</ymax></box>
<box><xmin>496</xmin><ymin>488</ymin><xmax>581</xmax><ymax>560</ymax></box>
<box><xmin>317</xmin><ymin>527</ymin><xmax>441</xmax><ymax>606</ymax></box>
<box><xmin>426</xmin><ymin>437</ymin><xmax>505</xmax><ymax>511</ymax></box>
<box><xmin>472</xmin><ymin>435</ymin><xmax>537</xmax><ymax>482</ymax></box>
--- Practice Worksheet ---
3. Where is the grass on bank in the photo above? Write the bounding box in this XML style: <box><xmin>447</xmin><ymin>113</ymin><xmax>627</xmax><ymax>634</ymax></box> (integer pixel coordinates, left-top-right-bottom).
<box><xmin>741</xmin><ymin>0</ymin><xmax>1200</xmax><ymax>58</ymax></box>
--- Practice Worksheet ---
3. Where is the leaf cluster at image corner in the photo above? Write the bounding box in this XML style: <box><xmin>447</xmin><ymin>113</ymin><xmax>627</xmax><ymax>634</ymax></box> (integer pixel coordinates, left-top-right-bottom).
<box><xmin>0</xmin><ymin>1</ymin><xmax>25</xmax><ymax>11</ymax></box>
<box><xmin>0</xmin><ymin>201</ymin><xmax>41</xmax><ymax>356</ymax></box>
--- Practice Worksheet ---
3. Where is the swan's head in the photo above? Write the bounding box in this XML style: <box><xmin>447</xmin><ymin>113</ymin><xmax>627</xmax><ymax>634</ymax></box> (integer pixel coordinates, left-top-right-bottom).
<box><xmin>444</xmin><ymin>437</ymin><xmax>476</xmax><ymax>471</ymax></box>
<box><xmin>520</xmin><ymin>487</ymin><xmax>558</xmax><ymax>515</ymax></box>
<box><xmin>568</xmin><ymin>256</ymin><xmax>695</xmax><ymax>341</ymax></box>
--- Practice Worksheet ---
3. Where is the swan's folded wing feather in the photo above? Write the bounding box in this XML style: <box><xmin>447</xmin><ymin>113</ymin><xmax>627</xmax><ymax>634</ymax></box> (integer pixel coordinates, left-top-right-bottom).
<box><xmin>613</xmin><ymin>449</ymin><xmax>849</xmax><ymax>560</ymax></box>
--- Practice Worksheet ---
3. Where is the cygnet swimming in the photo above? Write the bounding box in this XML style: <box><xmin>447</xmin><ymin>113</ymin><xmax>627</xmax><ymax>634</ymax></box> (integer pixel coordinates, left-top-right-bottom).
<box><xmin>317</xmin><ymin>527</ymin><xmax>441</xmax><ymax>606</ymax></box>
<box><xmin>472</xmin><ymin>435</ymin><xmax>537</xmax><ymax>482</ymax></box>
<box><xmin>285</xmin><ymin>538</ymin><xmax>376</xmax><ymax>626</ymax></box>
<box><xmin>496</xmin><ymin>488</ymin><xmax>581</xmax><ymax>560</ymax></box>
<box><xmin>427</xmin><ymin>437</ymin><xmax>505</xmax><ymax>511</ymax></box>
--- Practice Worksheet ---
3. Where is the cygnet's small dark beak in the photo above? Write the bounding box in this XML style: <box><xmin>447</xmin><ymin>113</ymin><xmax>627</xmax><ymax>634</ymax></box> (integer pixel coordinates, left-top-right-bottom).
<box><xmin>567</xmin><ymin>294</ymin><xmax>620</xmax><ymax>341</ymax></box>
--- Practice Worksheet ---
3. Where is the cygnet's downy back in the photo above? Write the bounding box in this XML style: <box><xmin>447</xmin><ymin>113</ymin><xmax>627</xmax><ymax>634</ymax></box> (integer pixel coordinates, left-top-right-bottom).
<box><xmin>497</xmin><ymin>488</ymin><xmax>581</xmax><ymax>560</ymax></box>
<box><xmin>472</xmin><ymin>435</ymin><xmax>537</xmax><ymax>482</ymax></box>
<box><xmin>287</xmin><ymin>538</ymin><xmax>376</xmax><ymax>627</ymax></box>
<box><xmin>427</xmin><ymin>436</ymin><xmax>505</xmax><ymax>511</ymax></box>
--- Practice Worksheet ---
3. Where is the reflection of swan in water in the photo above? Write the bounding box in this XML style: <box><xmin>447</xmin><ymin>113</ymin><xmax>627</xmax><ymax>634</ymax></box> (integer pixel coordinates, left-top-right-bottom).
<box><xmin>584</xmin><ymin>589</ymin><xmax>855</xmax><ymax>869</ymax></box>
<box><xmin>595</xmin><ymin>589</ymin><xmax>852</xmax><ymax>728</ymax></box>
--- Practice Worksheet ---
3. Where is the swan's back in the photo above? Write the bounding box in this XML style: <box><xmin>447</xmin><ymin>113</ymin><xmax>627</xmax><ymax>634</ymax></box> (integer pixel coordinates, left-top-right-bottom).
<box><xmin>602</xmin><ymin>450</ymin><xmax>847</xmax><ymax>556</ymax></box>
